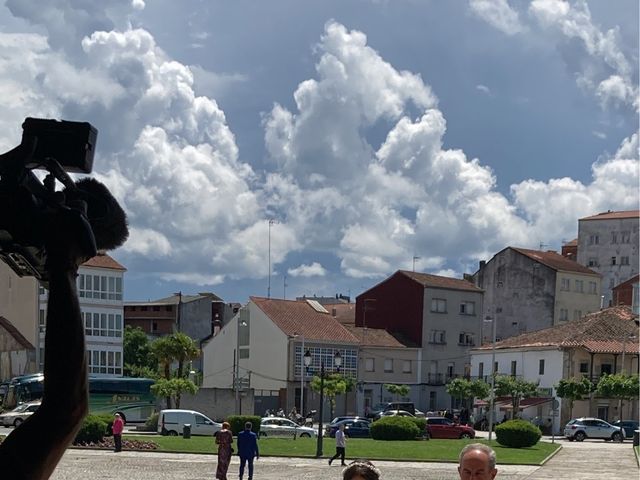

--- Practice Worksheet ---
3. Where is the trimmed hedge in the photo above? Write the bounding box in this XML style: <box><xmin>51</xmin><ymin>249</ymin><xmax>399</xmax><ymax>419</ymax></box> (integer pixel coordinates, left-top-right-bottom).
<box><xmin>495</xmin><ymin>419</ymin><xmax>542</xmax><ymax>448</ymax></box>
<box><xmin>75</xmin><ymin>415</ymin><xmax>109</xmax><ymax>444</ymax></box>
<box><xmin>226</xmin><ymin>415</ymin><xmax>262</xmax><ymax>435</ymax></box>
<box><xmin>370</xmin><ymin>416</ymin><xmax>421</xmax><ymax>440</ymax></box>
<box><xmin>409</xmin><ymin>417</ymin><xmax>427</xmax><ymax>433</ymax></box>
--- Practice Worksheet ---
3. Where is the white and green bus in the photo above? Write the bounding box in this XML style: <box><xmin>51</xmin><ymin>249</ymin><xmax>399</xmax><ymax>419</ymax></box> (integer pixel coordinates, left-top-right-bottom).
<box><xmin>3</xmin><ymin>374</ymin><xmax>156</xmax><ymax>424</ymax></box>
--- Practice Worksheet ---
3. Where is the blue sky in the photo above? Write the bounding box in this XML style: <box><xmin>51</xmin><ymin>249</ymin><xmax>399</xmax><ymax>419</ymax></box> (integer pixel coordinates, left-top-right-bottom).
<box><xmin>0</xmin><ymin>0</ymin><xmax>637</xmax><ymax>303</ymax></box>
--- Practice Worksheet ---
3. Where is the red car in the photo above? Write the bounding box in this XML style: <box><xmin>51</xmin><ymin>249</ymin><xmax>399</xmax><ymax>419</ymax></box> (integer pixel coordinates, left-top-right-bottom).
<box><xmin>425</xmin><ymin>417</ymin><xmax>475</xmax><ymax>439</ymax></box>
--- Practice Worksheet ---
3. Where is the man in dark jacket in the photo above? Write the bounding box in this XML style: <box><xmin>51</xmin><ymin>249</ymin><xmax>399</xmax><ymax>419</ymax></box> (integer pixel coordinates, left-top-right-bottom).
<box><xmin>237</xmin><ymin>421</ymin><xmax>260</xmax><ymax>480</ymax></box>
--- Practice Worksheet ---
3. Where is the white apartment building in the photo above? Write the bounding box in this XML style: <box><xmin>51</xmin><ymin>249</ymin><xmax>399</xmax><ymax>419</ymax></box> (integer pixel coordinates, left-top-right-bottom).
<box><xmin>577</xmin><ymin>210</ymin><xmax>639</xmax><ymax>306</ymax></box>
<box><xmin>39</xmin><ymin>253</ymin><xmax>126</xmax><ymax>377</ymax></box>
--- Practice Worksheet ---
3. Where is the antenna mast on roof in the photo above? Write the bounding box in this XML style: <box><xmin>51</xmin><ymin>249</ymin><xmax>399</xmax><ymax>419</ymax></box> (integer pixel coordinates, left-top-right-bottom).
<box><xmin>412</xmin><ymin>255</ymin><xmax>420</xmax><ymax>272</ymax></box>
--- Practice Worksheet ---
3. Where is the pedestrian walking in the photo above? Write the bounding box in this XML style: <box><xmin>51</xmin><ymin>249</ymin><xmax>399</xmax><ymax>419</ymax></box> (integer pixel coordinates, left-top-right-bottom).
<box><xmin>215</xmin><ymin>422</ymin><xmax>233</xmax><ymax>480</ymax></box>
<box><xmin>458</xmin><ymin>443</ymin><xmax>497</xmax><ymax>480</ymax></box>
<box><xmin>342</xmin><ymin>459</ymin><xmax>381</xmax><ymax>480</ymax></box>
<box><xmin>237</xmin><ymin>421</ymin><xmax>259</xmax><ymax>480</ymax></box>
<box><xmin>328</xmin><ymin>423</ymin><xmax>347</xmax><ymax>466</ymax></box>
<box><xmin>112</xmin><ymin>413</ymin><xmax>125</xmax><ymax>452</ymax></box>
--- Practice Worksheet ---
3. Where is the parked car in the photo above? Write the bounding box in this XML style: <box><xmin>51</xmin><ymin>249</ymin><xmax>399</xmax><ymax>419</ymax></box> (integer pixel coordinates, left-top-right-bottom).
<box><xmin>327</xmin><ymin>418</ymin><xmax>371</xmax><ymax>438</ymax></box>
<box><xmin>414</xmin><ymin>408</ymin><xmax>426</xmax><ymax>418</ymax></box>
<box><xmin>158</xmin><ymin>409</ymin><xmax>222</xmax><ymax>436</ymax></box>
<box><xmin>367</xmin><ymin>402</ymin><xmax>416</xmax><ymax>418</ymax></box>
<box><xmin>425</xmin><ymin>416</ymin><xmax>475</xmax><ymax>439</ymax></box>
<box><xmin>564</xmin><ymin>418</ymin><xmax>624</xmax><ymax>442</ymax></box>
<box><xmin>374</xmin><ymin>409</ymin><xmax>415</xmax><ymax>421</ymax></box>
<box><xmin>329</xmin><ymin>415</ymin><xmax>368</xmax><ymax>425</ymax></box>
<box><xmin>611</xmin><ymin>420</ymin><xmax>638</xmax><ymax>439</ymax></box>
<box><xmin>260</xmin><ymin>416</ymin><xmax>316</xmax><ymax>437</ymax></box>
<box><xmin>0</xmin><ymin>400</ymin><xmax>41</xmax><ymax>427</ymax></box>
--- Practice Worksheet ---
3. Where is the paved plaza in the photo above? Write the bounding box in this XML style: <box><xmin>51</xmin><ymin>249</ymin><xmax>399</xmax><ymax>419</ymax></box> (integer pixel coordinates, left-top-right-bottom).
<box><xmin>48</xmin><ymin>439</ymin><xmax>637</xmax><ymax>480</ymax></box>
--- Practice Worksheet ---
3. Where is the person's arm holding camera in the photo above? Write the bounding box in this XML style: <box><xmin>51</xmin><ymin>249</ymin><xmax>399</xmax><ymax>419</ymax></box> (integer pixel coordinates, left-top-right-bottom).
<box><xmin>0</xmin><ymin>207</ymin><xmax>91</xmax><ymax>479</ymax></box>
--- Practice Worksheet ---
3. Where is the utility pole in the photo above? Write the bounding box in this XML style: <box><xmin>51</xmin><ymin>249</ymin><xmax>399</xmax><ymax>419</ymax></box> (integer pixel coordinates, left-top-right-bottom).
<box><xmin>267</xmin><ymin>219</ymin><xmax>275</xmax><ymax>298</ymax></box>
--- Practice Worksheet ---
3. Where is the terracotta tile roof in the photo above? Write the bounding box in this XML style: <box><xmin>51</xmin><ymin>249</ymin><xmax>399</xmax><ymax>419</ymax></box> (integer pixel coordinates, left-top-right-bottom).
<box><xmin>512</xmin><ymin>248</ymin><xmax>599</xmax><ymax>276</ymax></box>
<box><xmin>325</xmin><ymin>303</ymin><xmax>356</xmax><ymax>324</ymax></box>
<box><xmin>399</xmin><ymin>270</ymin><xmax>483</xmax><ymax>292</ymax></box>
<box><xmin>613</xmin><ymin>274</ymin><xmax>639</xmax><ymax>290</ymax></box>
<box><xmin>81</xmin><ymin>253</ymin><xmax>126</xmax><ymax>271</ymax></box>
<box><xmin>564</xmin><ymin>238</ymin><xmax>578</xmax><ymax>246</ymax></box>
<box><xmin>250</xmin><ymin>297</ymin><xmax>359</xmax><ymax>343</ymax></box>
<box><xmin>343</xmin><ymin>326</ymin><xmax>410</xmax><ymax>348</ymax></box>
<box><xmin>580</xmin><ymin>210</ymin><xmax>640</xmax><ymax>221</ymax></box>
<box><xmin>0</xmin><ymin>316</ymin><xmax>34</xmax><ymax>350</ymax></box>
<box><xmin>474</xmin><ymin>306</ymin><xmax>639</xmax><ymax>354</ymax></box>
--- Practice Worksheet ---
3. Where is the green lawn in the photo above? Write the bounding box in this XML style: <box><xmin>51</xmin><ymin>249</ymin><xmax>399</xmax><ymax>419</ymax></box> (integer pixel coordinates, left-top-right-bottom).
<box><xmin>123</xmin><ymin>434</ymin><xmax>559</xmax><ymax>465</ymax></box>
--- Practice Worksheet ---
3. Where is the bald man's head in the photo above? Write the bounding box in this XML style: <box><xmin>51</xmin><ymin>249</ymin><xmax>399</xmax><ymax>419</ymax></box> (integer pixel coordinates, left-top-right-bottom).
<box><xmin>458</xmin><ymin>444</ymin><xmax>497</xmax><ymax>480</ymax></box>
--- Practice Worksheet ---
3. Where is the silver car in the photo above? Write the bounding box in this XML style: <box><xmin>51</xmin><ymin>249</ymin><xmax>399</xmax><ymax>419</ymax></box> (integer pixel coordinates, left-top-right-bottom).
<box><xmin>260</xmin><ymin>417</ymin><xmax>316</xmax><ymax>437</ymax></box>
<box><xmin>564</xmin><ymin>417</ymin><xmax>625</xmax><ymax>442</ymax></box>
<box><xmin>0</xmin><ymin>400</ymin><xmax>41</xmax><ymax>427</ymax></box>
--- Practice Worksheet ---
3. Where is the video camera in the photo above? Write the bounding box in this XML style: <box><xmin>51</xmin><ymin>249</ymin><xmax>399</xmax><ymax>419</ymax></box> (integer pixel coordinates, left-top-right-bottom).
<box><xmin>0</xmin><ymin>118</ymin><xmax>128</xmax><ymax>286</ymax></box>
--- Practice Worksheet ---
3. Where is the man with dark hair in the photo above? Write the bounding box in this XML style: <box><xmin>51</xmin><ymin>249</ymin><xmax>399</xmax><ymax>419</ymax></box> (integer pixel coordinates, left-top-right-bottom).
<box><xmin>238</xmin><ymin>421</ymin><xmax>260</xmax><ymax>480</ymax></box>
<box><xmin>342</xmin><ymin>460</ymin><xmax>381</xmax><ymax>480</ymax></box>
<box><xmin>458</xmin><ymin>443</ymin><xmax>498</xmax><ymax>480</ymax></box>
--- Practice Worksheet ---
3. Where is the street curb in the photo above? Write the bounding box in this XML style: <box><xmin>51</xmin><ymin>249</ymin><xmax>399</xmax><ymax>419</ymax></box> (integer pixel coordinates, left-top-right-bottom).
<box><xmin>538</xmin><ymin>444</ymin><xmax>562</xmax><ymax>466</ymax></box>
<box><xmin>634</xmin><ymin>445</ymin><xmax>639</xmax><ymax>468</ymax></box>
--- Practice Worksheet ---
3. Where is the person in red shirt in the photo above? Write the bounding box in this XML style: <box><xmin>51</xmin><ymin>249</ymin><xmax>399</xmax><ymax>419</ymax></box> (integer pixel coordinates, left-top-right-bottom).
<box><xmin>112</xmin><ymin>413</ymin><xmax>125</xmax><ymax>452</ymax></box>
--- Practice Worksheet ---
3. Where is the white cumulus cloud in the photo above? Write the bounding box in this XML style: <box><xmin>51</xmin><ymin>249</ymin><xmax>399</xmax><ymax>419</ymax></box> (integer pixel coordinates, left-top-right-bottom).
<box><xmin>288</xmin><ymin>262</ymin><xmax>327</xmax><ymax>278</ymax></box>
<box><xmin>469</xmin><ymin>0</ymin><xmax>524</xmax><ymax>35</ymax></box>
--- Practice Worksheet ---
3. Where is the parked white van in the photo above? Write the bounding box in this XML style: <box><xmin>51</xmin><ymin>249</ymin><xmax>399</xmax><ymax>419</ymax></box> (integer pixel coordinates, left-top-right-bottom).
<box><xmin>158</xmin><ymin>409</ymin><xmax>222</xmax><ymax>436</ymax></box>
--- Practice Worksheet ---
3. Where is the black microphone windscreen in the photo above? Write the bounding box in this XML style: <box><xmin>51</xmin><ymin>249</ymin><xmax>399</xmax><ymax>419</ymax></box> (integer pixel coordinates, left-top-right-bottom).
<box><xmin>69</xmin><ymin>178</ymin><xmax>129</xmax><ymax>251</ymax></box>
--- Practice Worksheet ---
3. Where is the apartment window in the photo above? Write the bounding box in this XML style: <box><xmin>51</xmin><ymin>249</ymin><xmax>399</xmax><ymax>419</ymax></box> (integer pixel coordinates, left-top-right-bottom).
<box><xmin>611</xmin><ymin>257</ymin><xmax>617</xmax><ymax>266</ymax></box>
<box><xmin>621</xmin><ymin>231</ymin><xmax>631</xmax><ymax>243</ymax></box>
<box><xmin>579</xmin><ymin>362</ymin><xmax>589</xmax><ymax>373</ymax></box>
<box><xmin>621</xmin><ymin>256</ymin><xmax>629</xmax><ymax>265</ymax></box>
<box><xmin>384</xmin><ymin>359</ymin><xmax>393</xmax><ymax>373</ymax></box>
<box><xmin>402</xmin><ymin>360</ymin><xmax>412</xmax><ymax>373</ymax></box>
<box><xmin>601</xmin><ymin>363</ymin><xmax>612</xmax><ymax>375</ymax></box>
<box><xmin>39</xmin><ymin>309</ymin><xmax>46</xmax><ymax>333</ymax></box>
<box><xmin>365</xmin><ymin>358</ymin><xmax>375</xmax><ymax>372</ymax></box>
<box><xmin>429</xmin><ymin>330</ymin><xmax>446</xmax><ymax>344</ymax></box>
<box><xmin>83</xmin><ymin>311</ymin><xmax>122</xmax><ymax>337</ymax></box>
<box><xmin>539</xmin><ymin>359</ymin><xmax>545</xmax><ymax>375</ymax></box>
<box><xmin>575</xmin><ymin>280</ymin><xmax>584</xmax><ymax>293</ymax></box>
<box><xmin>153</xmin><ymin>306</ymin><xmax>160</xmax><ymax>311</ymax></box>
<box><xmin>431</xmin><ymin>298</ymin><xmax>447</xmax><ymax>313</ymax></box>
<box><xmin>458</xmin><ymin>332</ymin><xmax>475</xmax><ymax>346</ymax></box>
<box><xmin>573</xmin><ymin>310</ymin><xmax>582</xmax><ymax>321</ymax></box>
<box><xmin>611</xmin><ymin>232</ymin><xmax>618</xmax><ymax>244</ymax></box>
<box><xmin>510</xmin><ymin>361</ymin><xmax>517</xmax><ymax>376</ymax></box>
<box><xmin>165</xmin><ymin>305</ymin><xmax>173</xmax><ymax>312</ymax></box>
<box><xmin>588</xmin><ymin>235</ymin><xmax>599</xmax><ymax>245</ymax></box>
<box><xmin>478</xmin><ymin>362</ymin><xmax>484</xmax><ymax>379</ymax></box>
<box><xmin>609</xmin><ymin>278</ymin><xmax>615</xmax><ymax>288</ymax></box>
<box><xmin>587</xmin><ymin>258</ymin><xmax>598</xmax><ymax>267</ymax></box>
<box><xmin>560</xmin><ymin>278</ymin><xmax>570</xmax><ymax>291</ymax></box>
<box><xmin>447</xmin><ymin>362</ymin><xmax>455</xmax><ymax>378</ymax></box>
<box><xmin>459</xmin><ymin>301</ymin><xmax>475</xmax><ymax>315</ymax></box>
<box><xmin>588</xmin><ymin>282</ymin><xmax>597</xmax><ymax>294</ymax></box>
<box><xmin>559</xmin><ymin>308</ymin><xmax>568</xmax><ymax>321</ymax></box>
<box><xmin>493</xmin><ymin>361</ymin><xmax>498</xmax><ymax>373</ymax></box>
<box><xmin>152</xmin><ymin>321</ymin><xmax>158</xmax><ymax>332</ymax></box>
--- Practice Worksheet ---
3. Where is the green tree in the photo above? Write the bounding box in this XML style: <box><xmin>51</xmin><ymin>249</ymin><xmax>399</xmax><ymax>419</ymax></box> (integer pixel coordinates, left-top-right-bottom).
<box><xmin>384</xmin><ymin>384</ymin><xmax>410</xmax><ymax>400</ymax></box>
<box><xmin>555</xmin><ymin>377</ymin><xmax>593</xmax><ymax>420</ymax></box>
<box><xmin>310</xmin><ymin>373</ymin><xmax>354</xmax><ymax>420</ymax></box>
<box><xmin>596</xmin><ymin>373</ymin><xmax>639</xmax><ymax>418</ymax></box>
<box><xmin>494</xmin><ymin>375</ymin><xmax>539</xmax><ymax>419</ymax></box>
<box><xmin>123</xmin><ymin>326</ymin><xmax>157</xmax><ymax>377</ymax></box>
<box><xmin>469</xmin><ymin>379</ymin><xmax>491</xmax><ymax>400</ymax></box>
<box><xmin>446</xmin><ymin>378</ymin><xmax>472</xmax><ymax>405</ymax></box>
<box><xmin>150</xmin><ymin>332</ymin><xmax>200</xmax><ymax>408</ymax></box>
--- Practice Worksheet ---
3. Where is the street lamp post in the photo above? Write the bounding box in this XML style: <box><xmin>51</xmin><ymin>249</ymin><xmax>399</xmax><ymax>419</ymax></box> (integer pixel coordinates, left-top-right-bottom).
<box><xmin>235</xmin><ymin>319</ymin><xmax>248</xmax><ymax>414</ymax></box>
<box><xmin>484</xmin><ymin>314</ymin><xmax>497</xmax><ymax>443</ymax></box>
<box><xmin>312</xmin><ymin>350</ymin><xmax>342</xmax><ymax>457</ymax></box>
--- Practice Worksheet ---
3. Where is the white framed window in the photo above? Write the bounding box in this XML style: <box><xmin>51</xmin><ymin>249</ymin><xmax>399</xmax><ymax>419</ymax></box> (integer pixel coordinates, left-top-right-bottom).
<box><xmin>575</xmin><ymin>280</ymin><xmax>584</xmax><ymax>293</ymax></box>
<box><xmin>559</xmin><ymin>308</ymin><xmax>568</xmax><ymax>321</ymax></box>
<box><xmin>560</xmin><ymin>278</ymin><xmax>570</xmax><ymax>291</ymax></box>
<box><xmin>573</xmin><ymin>310</ymin><xmax>582</xmax><ymax>321</ymax></box>
<box><xmin>365</xmin><ymin>358</ymin><xmax>375</xmax><ymax>372</ymax></box>
<box><xmin>459</xmin><ymin>301</ymin><xmax>475</xmax><ymax>315</ymax></box>
<box><xmin>587</xmin><ymin>258</ymin><xmax>598</xmax><ymax>267</ymax></box>
<box><xmin>621</xmin><ymin>231</ymin><xmax>631</xmax><ymax>243</ymax></box>
<box><xmin>384</xmin><ymin>359</ymin><xmax>393</xmax><ymax>373</ymax></box>
<box><xmin>402</xmin><ymin>360</ymin><xmax>412</xmax><ymax>373</ymax></box>
<box><xmin>621</xmin><ymin>256</ymin><xmax>630</xmax><ymax>265</ymax></box>
<box><xmin>429</xmin><ymin>330</ymin><xmax>446</xmax><ymax>344</ymax></box>
<box><xmin>458</xmin><ymin>332</ymin><xmax>474</xmax><ymax>346</ymax></box>
<box><xmin>588</xmin><ymin>235</ymin><xmax>599</xmax><ymax>245</ymax></box>
<box><xmin>611</xmin><ymin>232</ymin><xmax>618</xmax><ymax>244</ymax></box>
<box><xmin>588</xmin><ymin>282</ymin><xmax>597</xmax><ymax>294</ymax></box>
<box><xmin>78</xmin><ymin>273</ymin><xmax>123</xmax><ymax>301</ymax></box>
<box><xmin>431</xmin><ymin>298</ymin><xmax>447</xmax><ymax>313</ymax></box>
<box><xmin>87</xmin><ymin>348</ymin><xmax>123</xmax><ymax>376</ymax></box>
